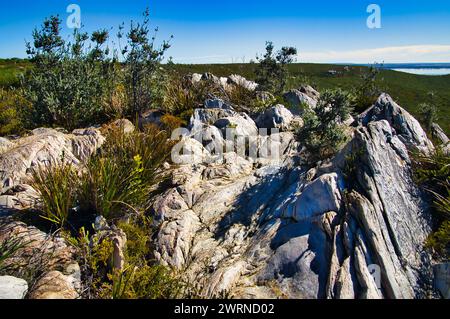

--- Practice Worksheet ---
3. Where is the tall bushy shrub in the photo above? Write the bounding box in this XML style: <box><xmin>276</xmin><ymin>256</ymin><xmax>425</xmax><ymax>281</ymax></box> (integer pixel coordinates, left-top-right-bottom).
<box><xmin>255</xmin><ymin>41</ymin><xmax>297</xmax><ymax>94</ymax></box>
<box><xmin>120</xmin><ymin>9</ymin><xmax>172</xmax><ymax>117</ymax></box>
<box><xmin>22</xmin><ymin>16</ymin><xmax>118</xmax><ymax>130</ymax></box>
<box><xmin>22</xmin><ymin>9</ymin><xmax>172</xmax><ymax>130</ymax></box>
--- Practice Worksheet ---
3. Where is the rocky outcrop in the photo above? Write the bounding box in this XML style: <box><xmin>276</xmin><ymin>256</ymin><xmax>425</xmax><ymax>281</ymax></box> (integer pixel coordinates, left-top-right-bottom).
<box><xmin>431</xmin><ymin>123</ymin><xmax>449</xmax><ymax>145</ymax></box>
<box><xmin>29</xmin><ymin>270</ymin><xmax>79</xmax><ymax>299</ymax></box>
<box><xmin>0</xmin><ymin>127</ymin><xmax>105</xmax><ymax>195</ymax></box>
<box><xmin>0</xmin><ymin>83</ymin><xmax>441</xmax><ymax>299</ymax></box>
<box><xmin>255</xmin><ymin>105</ymin><xmax>295</xmax><ymax>131</ymax></box>
<box><xmin>283</xmin><ymin>86</ymin><xmax>320</xmax><ymax>114</ymax></box>
<box><xmin>228</xmin><ymin>74</ymin><xmax>259</xmax><ymax>91</ymax></box>
<box><xmin>0</xmin><ymin>219</ymin><xmax>81</xmax><ymax>299</ymax></box>
<box><xmin>152</xmin><ymin>92</ymin><xmax>437</xmax><ymax>299</ymax></box>
<box><xmin>434</xmin><ymin>263</ymin><xmax>450</xmax><ymax>299</ymax></box>
<box><xmin>358</xmin><ymin>93</ymin><xmax>434</xmax><ymax>154</ymax></box>
<box><xmin>0</xmin><ymin>276</ymin><xmax>28</xmax><ymax>299</ymax></box>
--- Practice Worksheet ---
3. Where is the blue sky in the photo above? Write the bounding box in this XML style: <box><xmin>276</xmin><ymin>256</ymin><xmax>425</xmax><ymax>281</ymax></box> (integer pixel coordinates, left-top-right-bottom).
<box><xmin>1</xmin><ymin>0</ymin><xmax>450</xmax><ymax>63</ymax></box>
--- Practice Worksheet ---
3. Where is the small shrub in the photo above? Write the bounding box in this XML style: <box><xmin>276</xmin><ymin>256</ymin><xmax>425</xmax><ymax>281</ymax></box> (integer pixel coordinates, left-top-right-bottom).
<box><xmin>419</xmin><ymin>93</ymin><xmax>439</xmax><ymax>133</ymax></box>
<box><xmin>67</xmin><ymin>227</ymin><xmax>115</xmax><ymax>299</ymax></box>
<box><xmin>255</xmin><ymin>41</ymin><xmax>297</xmax><ymax>94</ymax></box>
<box><xmin>31</xmin><ymin>161</ymin><xmax>78</xmax><ymax>228</ymax></box>
<box><xmin>412</xmin><ymin>149</ymin><xmax>450</xmax><ymax>259</ymax></box>
<box><xmin>352</xmin><ymin>65</ymin><xmax>383</xmax><ymax>113</ymax></box>
<box><xmin>426</xmin><ymin>221</ymin><xmax>450</xmax><ymax>259</ymax></box>
<box><xmin>297</xmin><ymin>89</ymin><xmax>354</xmax><ymax>161</ymax></box>
<box><xmin>163</xmin><ymin>74</ymin><xmax>223</xmax><ymax>119</ymax></box>
<box><xmin>78</xmin><ymin>124</ymin><xmax>173</xmax><ymax>220</ymax></box>
<box><xmin>0</xmin><ymin>88</ymin><xmax>27</xmax><ymax>136</ymax></box>
<box><xmin>160</xmin><ymin>114</ymin><xmax>186</xmax><ymax>132</ymax></box>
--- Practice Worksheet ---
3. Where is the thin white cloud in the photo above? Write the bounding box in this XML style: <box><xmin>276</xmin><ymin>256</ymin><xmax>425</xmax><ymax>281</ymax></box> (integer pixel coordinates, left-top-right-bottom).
<box><xmin>173</xmin><ymin>55</ymin><xmax>230</xmax><ymax>63</ymax></box>
<box><xmin>301</xmin><ymin>45</ymin><xmax>450</xmax><ymax>63</ymax></box>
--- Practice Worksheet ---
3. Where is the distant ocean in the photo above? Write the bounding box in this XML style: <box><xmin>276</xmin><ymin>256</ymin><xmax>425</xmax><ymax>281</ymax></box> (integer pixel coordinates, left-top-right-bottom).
<box><xmin>390</xmin><ymin>68</ymin><xmax>450</xmax><ymax>75</ymax></box>
<box><xmin>379</xmin><ymin>63</ymin><xmax>450</xmax><ymax>76</ymax></box>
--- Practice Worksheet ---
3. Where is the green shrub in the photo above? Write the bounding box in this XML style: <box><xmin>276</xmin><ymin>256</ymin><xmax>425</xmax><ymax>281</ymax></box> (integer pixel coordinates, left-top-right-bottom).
<box><xmin>352</xmin><ymin>65</ymin><xmax>383</xmax><ymax>113</ymax></box>
<box><xmin>22</xmin><ymin>16</ymin><xmax>119</xmax><ymax>130</ymax></box>
<box><xmin>426</xmin><ymin>221</ymin><xmax>450</xmax><ymax>259</ymax></box>
<box><xmin>163</xmin><ymin>73</ymin><xmax>223</xmax><ymax>119</ymax></box>
<box><xmin>120</xmin><ymin>9</ymin><xmax>172</xmax><ymax>117</ymax></box>
<box><xmin>255</xmin><ymin>41</ymin><xmax>297</xmax><ymax>94</ymax></box>
<box><xmin>78</xmin><ymin>124</ymin><xmax>173</xmax><ymax>220</ymax></box>
<box><xmin>297</xmin><ymin>89</ymin><xmax>354</xmax><ymax>161</ymax></box>
<box><xmin>419</xmin><ymin>93</ymin><xmax>439</xmax><ymax>133</ymax></box>
<box><xmin>0</xmin><ymin>235</ymin><xmax>30</xmax><ymax>274</ymax></box>
<box><xmin>22</xmin><ymin>9</ymin><xmax>171</xmax><ymax>130</ymax></box>
<box><xmin>412</xmin><ymin>149</ymin><xmax>450</xmax><ymax>259</ymax></box>
<box><xmin>31</xmin><ymin>161</ymin><xmax>78</xmax><ymax>228</ymax></box>
<box><xmin>0</xmin><ymin>88</ymin><xmax>27</xmax><ymax>136</ymax></box>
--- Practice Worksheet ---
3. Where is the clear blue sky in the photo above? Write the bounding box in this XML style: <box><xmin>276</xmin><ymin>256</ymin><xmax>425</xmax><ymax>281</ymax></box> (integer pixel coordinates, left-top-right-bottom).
<box><xmin>1</xmin><ymin>0</ymin><xmax>450</xmax><ymax>63</ymax></box>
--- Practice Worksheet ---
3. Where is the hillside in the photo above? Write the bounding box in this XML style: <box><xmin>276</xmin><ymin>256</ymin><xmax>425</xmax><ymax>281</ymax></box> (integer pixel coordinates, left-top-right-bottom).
<box><xmin>173</xmin><ymin>63</ymin><xmax>450</xmax><ymax>133</ymax></box>
<box><xmin>1</xmin><ymin>60</ymin><xmax>449</xmax><ymax>133</ymax></box>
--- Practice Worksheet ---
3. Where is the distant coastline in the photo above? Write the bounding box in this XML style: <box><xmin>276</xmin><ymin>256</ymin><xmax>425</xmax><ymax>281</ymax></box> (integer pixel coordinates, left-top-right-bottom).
<box><xmin>349</xmin><ymin>63</ymin><xmax>450</xmax><ymax>75</ymax></box>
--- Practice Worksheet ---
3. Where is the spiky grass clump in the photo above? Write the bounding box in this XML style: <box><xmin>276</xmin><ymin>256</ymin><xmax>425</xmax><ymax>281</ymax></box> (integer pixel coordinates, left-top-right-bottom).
<box><xmin>31</xmin><ymin>161</ymin><xmax>78</xmax><ymax>228</ymax></box>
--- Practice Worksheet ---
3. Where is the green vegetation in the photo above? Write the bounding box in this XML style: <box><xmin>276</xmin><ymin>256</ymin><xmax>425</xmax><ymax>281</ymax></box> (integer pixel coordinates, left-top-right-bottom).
<box><xmin>0</xmin><ymin>88</ymin><xmax>27</xmax><ymax>135</ymax></box>
<box><xmin>255</xmin><ymin>41</ymin><xmax>297</xmax><ymax>94</ymax></box>
<box><xmin>31</xmin><ymin>123</ymin><xmax>172</xmax><ymax>229</ymax></box>
<box><xmin>297</xmin><ymin>89</ymin><xmax>354</xmax><ymax>161</ymax></box>
<box><xmin>167</xmin><ymin>63</ymin><xmax>450</xmax><ymax>134</ymax></box>
<box><xmin>413</xmin><ymin>149</ymin><xmax>450</xmax><ymax>259</ymax></box>
<box><xmin>120</xmin><ymin>9</ymin><xmax>172</xmax><ymax>117</ymax></box>
<box><xmin>0</xmin><ymin>235</ymin><xmax>29</xmax><ymax>274</ymax></box>
<box><xmin>31</xmin><ymin>160</ymin><xmax>78</xmax><ymax>228</ymax></box>
<box><xmin>78</xmin><ymin>124</ymin><xmax>173</xmax><ymax>220</ymax></box>
<box><xmin>2</xmin><ymin>60</ymin><xmax>449</xmax><ymax>134</ymax></box>
<box><xmin>419</xmin><ymin>92</ymin><xmax>439</xmax><ymax>133</ymax></box>
<box><xmin>352</xmin><ymin>65</ymin><xmax>384</xmax><ymax>113</ymax></box>
<box><xmin>9</xmin><ymin>9</ymin><xmax>171</xmax><ymax>131</ymax></box>
<box><xmin>22</xmin><ymin>16</ymin><xmax>117</xmax><ymax>130</ymax></box>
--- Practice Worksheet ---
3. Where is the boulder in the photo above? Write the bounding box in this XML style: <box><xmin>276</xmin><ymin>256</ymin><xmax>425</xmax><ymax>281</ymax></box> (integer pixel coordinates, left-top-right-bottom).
<box><xmin>282</xmin><ymin>173</ymin><xmax>343</xmax><ymax>222</ymax></box>
<box><xmin>299</xmin><ymin>85</ymin><xmax>320</xmax><ymax>100</ymax></box>
<box><xmin>108</xmin><ymin>119</ymin><xmax>135</xmax><ymax>134</ymax></box>
<box><xmin>0</xmin><ymin>184</ymin><xmax>39</xmax><ymax>214</ymax></box>
<box><xmin>171</xmin><ymin>137</ymin><xmax>211</xmax><ymax>165</ymax></box>
<box><xmin>0</xmin><ymin>219</ymin><xmax>79</xmax><ymax>285</ymax></box>
<box><xmin>139</xmin><ymin>109</ymin><xmax>164</xmax><ymax>127</ymax></box>
<box><xmin>191</xmin><ymin>73</ymin><xmax>203</xmax><ymax>84</ymax></box>
<box><xmin>29</xmin><ymin>271</ymin><xmax>79</xmax><ymax>299</ymax></box>
<box><xmin>431</xmin><ymin>123</ymin><xmax>449</xmax><ymax>145</ymax></box>
<box><xmin>0</xmin><ymin>127</ymin><xmax>104</xmax><ymax>194</ymax></box>
<box><xmin>283</xmin><ymin>88</ymin><xmax>318</xmax><ymax>114</ymax></box>
<box><xmin>0</xmin><ymin>276</ymin><xmax>28</xmax><ymax>299</ymax></box>
<box><xmin>0</xmin><ymin>137</ymin><xmax>13</xmax><ymax>154</ymax></box>
<box><xmin>214</xmin><ymin>113</ymin><xmax>258</xmax><ymax>140</ymax></box>
<box><xmin>255</xmin><ymin>104</ymin><xmax>294</xmax><ymax>131</ymax></box>
<box><xmin>204</xmin><ymin>98</ymin><xmax>234</xmax><ymax>111</ymax></box>
<box><xmin>358</xmin><ymin>93</ymin><xmax>434</xmax><ymax>154</ymax></box>
<box><xmin>434</xmin><ymin>263</ymin><xmax>450</xmax><ymax>299</ymax></box>
<box><xmin>228</xmin><ymin>74</ymin><xmax>259</xmax><ymax>91</ymax></box>
<box><xmin>189</xmin><ymin>108</ymin><xmax>236</xmax><ymax>135</ymax></box>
